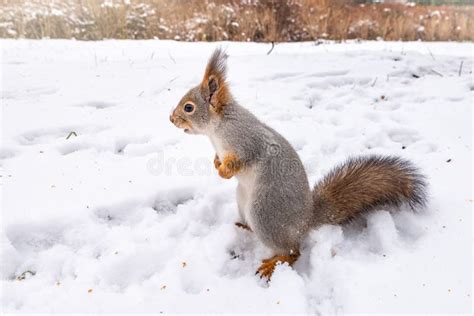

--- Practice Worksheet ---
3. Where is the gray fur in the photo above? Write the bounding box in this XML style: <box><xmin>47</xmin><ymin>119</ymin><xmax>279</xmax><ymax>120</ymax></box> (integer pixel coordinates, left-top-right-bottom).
<box><xmin>216</xmin><ymin>103</ymin><xmax>314</xmax><ymax>253</ymax></box>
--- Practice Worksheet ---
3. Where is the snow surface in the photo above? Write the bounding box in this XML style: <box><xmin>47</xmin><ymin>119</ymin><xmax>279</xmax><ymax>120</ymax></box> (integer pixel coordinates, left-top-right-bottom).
<box><xmin>0</xmin><ymin>40</ymin><xmax>472</xmax><ymax>314</ymax></box>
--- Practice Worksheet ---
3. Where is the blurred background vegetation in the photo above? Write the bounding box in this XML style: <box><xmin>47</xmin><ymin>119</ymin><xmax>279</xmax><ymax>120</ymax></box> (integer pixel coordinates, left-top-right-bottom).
<box><xmin>0</xmin><ymin>0</ymin><xmax>472</xmax><ymax>41</ymax></box>
<box><xmin>407</xmin><ymin>0</ymin><xmax>472</xmax><ymax>4</ymax></box>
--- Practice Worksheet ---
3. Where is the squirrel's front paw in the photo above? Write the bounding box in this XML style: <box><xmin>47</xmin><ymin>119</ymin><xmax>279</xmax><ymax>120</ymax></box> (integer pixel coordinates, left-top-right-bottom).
<box><xmin>217</xmin><ymin>154</ymin><xmax>242</xmax><ymax>179</ymax></box>
<box><xmin>213</xmin><ymin>154</ymin><xmax>221</xmax><ymax>169</ymax></box>
<box><xmin>218</xmin><ymin>164</ymin><xmax>235</xmax><ymax>179</ymax></box>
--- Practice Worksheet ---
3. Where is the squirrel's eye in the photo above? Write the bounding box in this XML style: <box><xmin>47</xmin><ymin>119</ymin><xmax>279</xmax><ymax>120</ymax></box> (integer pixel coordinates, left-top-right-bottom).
<box><xmin>184</xmin><ymin>103</ymin><xmax>194</xmax><ymax>113</ymax></box>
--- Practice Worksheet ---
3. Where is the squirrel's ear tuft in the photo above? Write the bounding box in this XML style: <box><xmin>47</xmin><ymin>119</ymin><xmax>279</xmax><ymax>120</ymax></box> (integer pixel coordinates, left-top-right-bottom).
<box><xmin>201</xmin><ymin>48</ymin><xmax>229</xmax><ymax>114</ymax></box>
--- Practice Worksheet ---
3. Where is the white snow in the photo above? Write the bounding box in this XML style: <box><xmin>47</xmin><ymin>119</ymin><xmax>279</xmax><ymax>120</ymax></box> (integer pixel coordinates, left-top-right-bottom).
<box><xmin>0</xmin><ymin>39</ymin><xmax>472</xmax><ymax>313</ymax></box>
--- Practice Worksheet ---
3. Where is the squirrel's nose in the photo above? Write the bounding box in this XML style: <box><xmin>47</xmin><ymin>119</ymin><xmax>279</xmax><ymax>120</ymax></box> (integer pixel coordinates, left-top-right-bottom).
<box><xmin>169</xmin><ymin>115</ymin><xmax>175</xmax><ymax>124</ymax></box>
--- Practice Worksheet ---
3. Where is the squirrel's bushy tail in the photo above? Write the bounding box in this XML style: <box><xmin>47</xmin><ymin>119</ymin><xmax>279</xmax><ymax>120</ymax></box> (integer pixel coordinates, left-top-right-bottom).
<box><xmin>312</xmin><ymin>155</ymin><xmax>427</xmax><ymax>225</ymax></box>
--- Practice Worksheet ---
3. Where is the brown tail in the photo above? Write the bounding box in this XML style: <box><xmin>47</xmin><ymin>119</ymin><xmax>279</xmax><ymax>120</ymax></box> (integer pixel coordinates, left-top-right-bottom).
<box><xmin>312</xmin><ymin>155</ymin><xmax>427</xmax><ymax>225</ymax></box>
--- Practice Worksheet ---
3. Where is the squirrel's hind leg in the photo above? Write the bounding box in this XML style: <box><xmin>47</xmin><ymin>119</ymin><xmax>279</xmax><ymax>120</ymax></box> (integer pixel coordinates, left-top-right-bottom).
<box><xmin>236</xmin><ymin>183</ymin><xmax>253</xmax><ymax>231</ymax></box>
<box><xmin>256</xmin><ymin>250</ymin><xmax>300</xmax><ymax>280</ymax></box>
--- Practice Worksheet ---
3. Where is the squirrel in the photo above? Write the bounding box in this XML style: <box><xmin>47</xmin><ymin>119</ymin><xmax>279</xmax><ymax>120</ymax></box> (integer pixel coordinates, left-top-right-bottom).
<box><xmin>170</xmin><ymin>48</ymin><xmax>427</xmax><ymax>279</ymax></box>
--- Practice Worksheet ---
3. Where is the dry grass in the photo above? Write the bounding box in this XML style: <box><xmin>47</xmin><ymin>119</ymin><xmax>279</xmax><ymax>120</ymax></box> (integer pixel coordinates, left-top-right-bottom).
<box><xmin>0</xmin><ymin>0</ymin><xmax>473</xmax><ymax>41</ymax></box>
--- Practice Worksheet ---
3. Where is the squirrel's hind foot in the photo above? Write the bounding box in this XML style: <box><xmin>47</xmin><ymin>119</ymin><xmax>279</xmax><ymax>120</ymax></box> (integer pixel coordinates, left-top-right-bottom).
<box><xmin>235</xmin><ymin>222</ymin><xmax>252</xmax><ymax>231</ymax></box>
<box><xmin>256</xmin><ymin>250</ymin><xmax>300</xmax><ymax>280</ymax></box>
